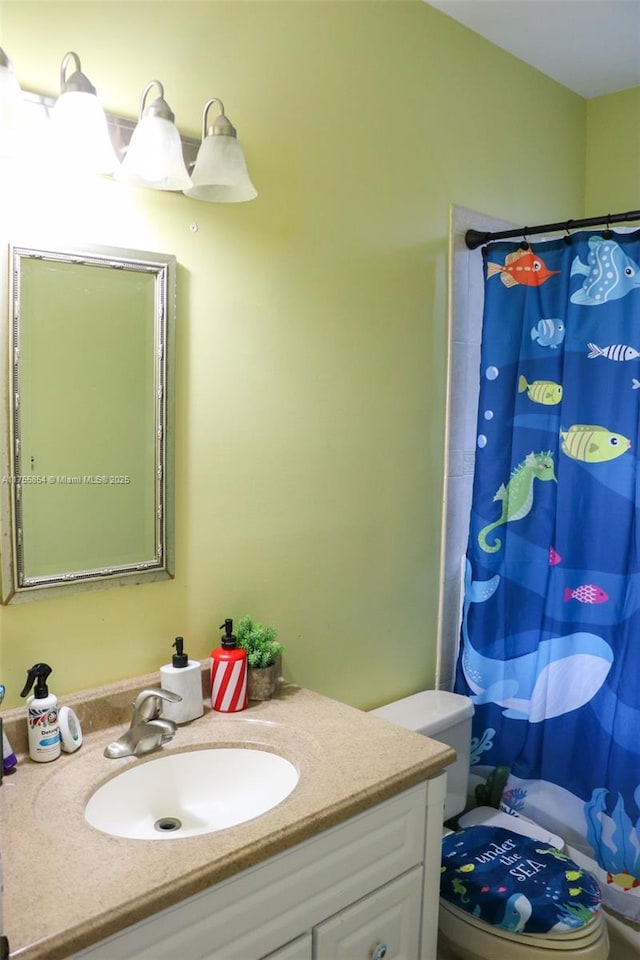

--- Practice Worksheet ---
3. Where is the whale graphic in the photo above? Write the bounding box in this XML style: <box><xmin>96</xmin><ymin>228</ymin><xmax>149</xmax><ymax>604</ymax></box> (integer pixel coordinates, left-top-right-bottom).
<box><xmin>497</xmin><ymin>893</ymin><xmax>532</xmax><ymax>932</ymax></box>
<box><xmin>461</xmin><ymin>561</ymin><xmax>614</xmax><ymax>721</ymax></box>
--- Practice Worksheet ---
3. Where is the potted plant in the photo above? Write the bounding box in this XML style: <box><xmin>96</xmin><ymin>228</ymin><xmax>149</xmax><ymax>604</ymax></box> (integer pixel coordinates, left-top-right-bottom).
<box><xmin>236</xmin><ymin>615</ymin><xmax>284</xmax><ymax>700</ymax></box>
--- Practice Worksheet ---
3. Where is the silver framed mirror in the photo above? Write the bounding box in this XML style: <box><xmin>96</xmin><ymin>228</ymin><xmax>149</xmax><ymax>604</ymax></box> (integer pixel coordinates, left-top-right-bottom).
<box><xmin>0</xmin><ymin>243</ymin><xmax>175</xmax><ymax>603</ymax></box>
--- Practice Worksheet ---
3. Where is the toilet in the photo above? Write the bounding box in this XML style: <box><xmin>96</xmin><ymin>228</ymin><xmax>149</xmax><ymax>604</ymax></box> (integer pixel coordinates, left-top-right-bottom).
<box><xmin>370</xmin><ymin>691</ymin><xmax>610</xmax><ymax>960</ymax></box>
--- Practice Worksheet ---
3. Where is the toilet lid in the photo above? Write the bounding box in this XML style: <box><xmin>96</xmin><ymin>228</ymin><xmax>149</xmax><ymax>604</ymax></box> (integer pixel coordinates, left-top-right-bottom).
<box><xmin>441</xmin><ymin>825</ymin><xmax>602</xmax><ymax>936</ymax></box>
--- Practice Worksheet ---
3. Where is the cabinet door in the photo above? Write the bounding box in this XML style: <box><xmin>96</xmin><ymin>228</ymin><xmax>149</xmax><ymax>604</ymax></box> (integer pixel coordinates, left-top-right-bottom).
<box><xmin>261</xmin><ymin>933</ymin><xmax>312</xmax><ymax>960</ymax></box>
<box><xmin>313</xmin><ymin>866</ymin><xmax>423</xmax><ymax>960</ymax></box>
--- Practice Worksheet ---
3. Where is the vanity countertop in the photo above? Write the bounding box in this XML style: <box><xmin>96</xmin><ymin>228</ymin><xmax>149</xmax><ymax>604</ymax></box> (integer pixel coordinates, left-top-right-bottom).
<box><xmin>1</xmin><ymin>673</ymin><xmax>454</xmax><ymax>960</ymax></box>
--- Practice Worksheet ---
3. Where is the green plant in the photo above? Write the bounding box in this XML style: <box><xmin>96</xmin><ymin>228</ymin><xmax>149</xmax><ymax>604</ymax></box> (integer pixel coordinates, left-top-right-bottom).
<box><xmin>236</xmin><ymin>615</ymin><xmax>283</xmax><ymax>669</ymax></box>
<box><xmin>475</xmin><ymin>765</ymin><xmax>510</xmax><ymax>809</ymax></box>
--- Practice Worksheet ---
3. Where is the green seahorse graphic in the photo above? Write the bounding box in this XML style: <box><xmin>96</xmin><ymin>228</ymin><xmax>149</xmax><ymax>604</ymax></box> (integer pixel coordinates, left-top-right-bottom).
<box><xmin>534</xmin><ymin>847</ymin><xmax>571</xmax><ymax>863</ymax></box>
<box><xmin>451</xmin><ymin>877</ymin><xmax>470</xmax><ymax>903</ymax></box>
<box><xmin>478</xmin><ymin>451</ymin><xmax>557</xmax><ymax>554</ymax></box>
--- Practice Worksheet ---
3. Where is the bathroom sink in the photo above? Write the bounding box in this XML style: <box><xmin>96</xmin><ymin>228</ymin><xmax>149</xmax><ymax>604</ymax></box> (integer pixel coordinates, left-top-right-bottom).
<box><xmin>85</xmin><ymin>747</ymin><xmax>299</xmax><ymax>840</ymax></box>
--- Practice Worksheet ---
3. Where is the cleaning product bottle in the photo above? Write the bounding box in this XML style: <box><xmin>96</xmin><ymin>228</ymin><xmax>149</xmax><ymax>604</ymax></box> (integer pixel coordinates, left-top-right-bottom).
<box><xmin>20</xmin><ymin>663</ymin><xmax>61</xmax><ymax>762</ymax></box>
<box><xmin>0</xmin><ymin>684</ymin><xmax>17</xmax><ymax>773</ymax></box>
<box><xmin>160</xmin><ymin>637</ymin><xmax>204</xmax><ymax>724</ymax></box>
<box><xmin>1</xmin><ymin>720</ymin><xmax>17</xmax><ymax>775</ymax></box>
<box><xmin>211</xmin><ymin>619</ymin><xmax>247</xmax><ymax>713</ymax></box>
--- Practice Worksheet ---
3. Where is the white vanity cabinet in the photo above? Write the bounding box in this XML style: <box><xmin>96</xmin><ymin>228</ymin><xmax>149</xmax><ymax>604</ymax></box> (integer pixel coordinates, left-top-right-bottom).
<box><xmin>69</xmin><ymin>777</ymin><xmax>445</xmax><ymax>960</ymax></box>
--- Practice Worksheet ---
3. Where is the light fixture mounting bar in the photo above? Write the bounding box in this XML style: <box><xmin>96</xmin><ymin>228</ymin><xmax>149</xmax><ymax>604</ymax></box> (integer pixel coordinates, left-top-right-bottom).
<box><xmin>22</xmin><ymin>89</ymin><xmax>201</xmax><ymax>168</ymax></box>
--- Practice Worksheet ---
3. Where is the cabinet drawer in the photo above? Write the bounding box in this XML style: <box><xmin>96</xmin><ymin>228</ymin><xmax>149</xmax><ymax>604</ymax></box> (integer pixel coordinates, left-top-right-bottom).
<box><xmin>261</xmin><ymin>933</ymin><xmax>313</xmax><ymax>960</ymax></box>
<box><xmin>314</xmin><ymin>866</ymin><xmax>423</xmax><ymax>960</ymax></box>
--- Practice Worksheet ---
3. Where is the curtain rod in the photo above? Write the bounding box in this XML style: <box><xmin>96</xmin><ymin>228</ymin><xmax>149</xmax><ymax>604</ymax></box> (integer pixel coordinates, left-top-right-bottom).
<box><xmin>465</xmin><ymin>209</ymin><xmax>640</xmax><ymax>250</ymax></box>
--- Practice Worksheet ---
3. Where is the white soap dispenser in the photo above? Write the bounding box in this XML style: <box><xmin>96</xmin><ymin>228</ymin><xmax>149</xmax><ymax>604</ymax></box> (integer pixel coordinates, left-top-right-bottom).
<box><xmin>20</xmin><ymin>663</ymin><xmax>61</xmax><ymax>762</ymax></box>
<box><xmin>160</xmin><ymin>637</ymin><xmax>204</xmax><ymax>724</ymax></box>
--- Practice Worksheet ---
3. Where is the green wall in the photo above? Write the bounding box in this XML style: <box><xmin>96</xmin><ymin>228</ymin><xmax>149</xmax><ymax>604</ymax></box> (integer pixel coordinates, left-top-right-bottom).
<box><xmin>0</xmin><ymin>1</ymin><xmax>590</xmax><ymax>708</ymax></box>
<box><xmin>586</xmin><ymin>87</ymin><xmax>640</xmax><ymax>213</ymax></box>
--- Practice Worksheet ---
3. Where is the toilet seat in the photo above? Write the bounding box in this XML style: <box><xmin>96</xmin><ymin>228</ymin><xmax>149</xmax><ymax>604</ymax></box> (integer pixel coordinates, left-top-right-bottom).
<box><xmin>439</xmin><ymin>817</ymin><xmax>609</xmax><ymax>959</ymax></box>
<box><xmin>441</xmin><ymin>825</ymin><xmax>602</xmax><ymax>935</ymax></box>
<box><xmin>439</xmin><ymin>898</ymin><xmax>609</xmax><ymax>960</ymax></box>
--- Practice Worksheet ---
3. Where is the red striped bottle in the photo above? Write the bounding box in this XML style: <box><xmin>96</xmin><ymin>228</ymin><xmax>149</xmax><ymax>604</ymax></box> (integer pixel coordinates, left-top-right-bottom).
<box><xmin>211</xmin><ymin>619</ymin><xmax>248</xmax><ymax>713</ymax></box>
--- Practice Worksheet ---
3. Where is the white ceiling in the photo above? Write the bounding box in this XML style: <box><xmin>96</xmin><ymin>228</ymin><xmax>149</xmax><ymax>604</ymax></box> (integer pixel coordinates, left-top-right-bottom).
<box><xmin>425</xmin><ymin>0</ymin><xmax>640</xmax><ymax>99</ymax></box>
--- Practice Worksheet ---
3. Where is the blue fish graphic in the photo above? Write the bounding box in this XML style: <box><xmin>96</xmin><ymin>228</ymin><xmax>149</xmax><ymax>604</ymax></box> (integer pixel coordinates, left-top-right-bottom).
<box><xmin>531</xmin><ymin>318</ymin><xmax>565</xmax><ymax>348</ymax></box>
<box><xmin>570</xmin><ymin>236</ymin><xmax>640</xmax><ymax>306</ymax></box>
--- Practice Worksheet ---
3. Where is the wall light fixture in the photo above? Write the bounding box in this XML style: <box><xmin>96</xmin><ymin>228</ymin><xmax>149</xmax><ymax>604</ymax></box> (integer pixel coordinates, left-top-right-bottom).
<box><xmin>0</xmin><ymin>47</ymin><xmax>24</xmax><ymax>159</ymax></box>
<box><xmin>49</xmin><ymin>51</ymin><xmax>118</xmax><ymax>176</ymax></box>
<box><xmin>0</xmin><ymin>48</ymin><xmax>257</xmax><ymax>203</ymax></box>
<box><xmin>184</xmin><ymin>98</ymin><xmax>257</xmax><ymax>203</ymax></box>
<box><xmin>115</xmin><ymin>80</ymin><xmax>192</xmax><ymax>191</ymax></box>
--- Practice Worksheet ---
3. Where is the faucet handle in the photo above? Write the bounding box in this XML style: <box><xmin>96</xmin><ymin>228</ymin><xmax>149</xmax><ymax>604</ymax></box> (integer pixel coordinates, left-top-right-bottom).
<box><xmin>147</xmin><ymin>717</ymin><xmax>178</xmax><ymax>743</ymax></box>
<box><xmin>131</xmin><ymin>687</ymin><xmax>182</xmax><ymax>725</ymax></box>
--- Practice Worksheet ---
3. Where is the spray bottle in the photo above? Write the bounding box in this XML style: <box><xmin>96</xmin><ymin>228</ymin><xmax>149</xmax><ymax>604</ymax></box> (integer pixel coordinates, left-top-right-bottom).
<box><xmin>20</xmin><ymin>663</ymin><xmax>60</xmax><ymax>762</ymax></box>
<box><xmin>210</xmin><ymin>619</ymin><xmax>247</xmax><ymax>713</ymax></box>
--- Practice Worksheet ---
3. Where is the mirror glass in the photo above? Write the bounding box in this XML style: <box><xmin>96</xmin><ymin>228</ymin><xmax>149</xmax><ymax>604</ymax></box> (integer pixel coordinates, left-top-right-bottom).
<box><xmin>1</xmin><ymin>243</ymin><xmax>175</xmax><ymax>602</ymax></box>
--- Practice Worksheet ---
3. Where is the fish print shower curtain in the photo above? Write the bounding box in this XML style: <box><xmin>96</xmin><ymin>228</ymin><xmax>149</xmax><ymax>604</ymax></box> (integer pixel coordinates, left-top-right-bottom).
<box><xmin>454</xmin><ymin>230</ymin><xmax>640</xmax><ymax>924</ymax></box>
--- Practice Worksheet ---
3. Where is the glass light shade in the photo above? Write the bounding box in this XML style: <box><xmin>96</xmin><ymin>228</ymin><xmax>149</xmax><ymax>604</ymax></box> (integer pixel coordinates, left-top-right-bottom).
<box><xmin>49</xmin><ymin>90</ymin><xmax>118</xmax><ymax>175</ymax></box>
<box><xmin>0</xmin><ymin>56</ymin><xmax>25</xmax><ymax>158</ymax></box>
<box><xmin>116</xmin><ymin>114</ymin><xmax>191</xmax><ymax>191</ymax></box>
<box><xmin>184</xmin><ymin>134</ymin><xmax>257</xmax><ymax>203</ymax></box>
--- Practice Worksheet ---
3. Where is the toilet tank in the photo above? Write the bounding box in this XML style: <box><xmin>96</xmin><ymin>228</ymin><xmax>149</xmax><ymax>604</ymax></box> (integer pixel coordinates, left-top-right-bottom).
<box><xmin>369</xmin><ymin>690</ymin><xmax>474</xmax><ymax>821</ymax></box>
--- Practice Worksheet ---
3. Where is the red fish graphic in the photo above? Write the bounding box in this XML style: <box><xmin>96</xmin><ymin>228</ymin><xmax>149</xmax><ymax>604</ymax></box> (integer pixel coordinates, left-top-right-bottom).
<box><xmin>487</xmin><ymin>249</ymin><xmax>560</xmax><ymax>288</ymax></box>
<box><xmin>564</xmin><ymin>585</ymin><xmax>609</xmax><ymax>604</ymax></box>
<box><xmin>549</xmin><ymin>547</ymin><xmax>562</xmax><ymax>566</ymax></box>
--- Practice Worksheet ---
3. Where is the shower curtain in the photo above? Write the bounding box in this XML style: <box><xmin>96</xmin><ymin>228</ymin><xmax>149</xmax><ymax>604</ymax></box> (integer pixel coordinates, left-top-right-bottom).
<box><xmin>454</xmin><ymin>229</ymin><xmax>640</xmax><ymax>924</ymax></box>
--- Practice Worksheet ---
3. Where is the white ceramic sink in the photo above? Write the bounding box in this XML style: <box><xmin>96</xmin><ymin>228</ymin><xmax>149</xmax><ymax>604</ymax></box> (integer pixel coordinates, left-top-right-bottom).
<box><xmin>85</xmin><ymin>748</ymin><xmax>299</xmax><ymax>840</ymax></box>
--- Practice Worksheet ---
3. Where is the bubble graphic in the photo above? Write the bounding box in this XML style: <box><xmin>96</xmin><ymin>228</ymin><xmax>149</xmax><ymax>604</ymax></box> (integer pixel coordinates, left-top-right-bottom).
<box><xmin>477</xmin><ymin>435</ymin><xmax>487</xmax><ymax>449</ymax></box>
<box><xmin>486</xmin><ymin>366</ymin><xmax>499</xmax><ymax>381</ymax></box>
<box><xmin>484</xmin><ymin>410</ymin><xmax>494</xmax><ymax>421</ymax></box>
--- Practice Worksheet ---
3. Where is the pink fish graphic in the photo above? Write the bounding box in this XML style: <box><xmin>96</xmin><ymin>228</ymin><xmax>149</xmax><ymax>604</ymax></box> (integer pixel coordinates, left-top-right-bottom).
<box><xmin>549</xmin><ymin>547</ymin><xmax>562</xmax><ymax>566</ymax></box>
<box><xmin>564</xmin><ymin>585</ymin><xmax>608</xmax><ymax>604</ymax></box>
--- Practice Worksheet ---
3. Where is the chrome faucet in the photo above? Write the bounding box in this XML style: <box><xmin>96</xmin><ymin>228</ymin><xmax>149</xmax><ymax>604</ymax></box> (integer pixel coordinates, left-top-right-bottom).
<box><xmin>104</xmin><ymin>688</ymin><xmax>182</xmax><ymax>759</ymax></box>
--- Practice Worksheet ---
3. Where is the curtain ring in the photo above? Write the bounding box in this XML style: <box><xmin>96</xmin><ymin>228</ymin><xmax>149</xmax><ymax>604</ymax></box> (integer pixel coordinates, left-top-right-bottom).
<box><xmin>519</xmin><ymin>229</ymin><xmax>530</xmax><ymax>251</ymax></box>
<box><xmin>563</xmin><ymin>220</ymin><xmax>573</xmax><ymax>245</ymax></box>
<box><xmin>603</xmin><ymin>215</ymin><xmax>613</xmax><ymax>239</ymax></box>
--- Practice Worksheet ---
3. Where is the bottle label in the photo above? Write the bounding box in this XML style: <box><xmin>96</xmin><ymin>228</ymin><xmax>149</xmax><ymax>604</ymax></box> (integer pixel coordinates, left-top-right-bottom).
<box><xmin>28</xmin><ymin>705</ymin><xmax>60</xmax><ymax>749</ymax></box>
<box><xmin>211</xmin><ymin>659</ymin><xmax>247</xmax><ymax>712</ymax></box>
<box><xmin>40</xmin><ymin>734</ymin><xmax>60</xmax><ymax>746</ymax></box>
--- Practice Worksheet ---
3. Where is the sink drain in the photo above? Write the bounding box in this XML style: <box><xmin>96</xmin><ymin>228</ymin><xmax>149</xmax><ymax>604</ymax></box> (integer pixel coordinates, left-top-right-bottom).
<box><xmin>154</xmin><ymin>816</ymin><xmax>183</xmax><ymax>833</ymax></box>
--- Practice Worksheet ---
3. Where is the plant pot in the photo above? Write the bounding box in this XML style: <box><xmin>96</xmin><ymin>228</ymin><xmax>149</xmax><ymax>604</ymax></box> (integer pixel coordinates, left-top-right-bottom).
<box><xmin>247</xmin><ymin>663</ymin><xmax>278</xmax><ymax>701</ymax></box>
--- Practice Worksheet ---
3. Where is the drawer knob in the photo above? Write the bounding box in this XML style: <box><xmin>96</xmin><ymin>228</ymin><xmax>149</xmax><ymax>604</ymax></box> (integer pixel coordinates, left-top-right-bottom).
<box><xmin>371</xmin><ymin>943</ymin><xmax>387</xmax><ymax>960</ymax></box>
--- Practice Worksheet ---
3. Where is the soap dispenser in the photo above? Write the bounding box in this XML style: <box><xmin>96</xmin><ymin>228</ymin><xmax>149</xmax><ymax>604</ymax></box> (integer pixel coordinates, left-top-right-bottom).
<box><xmin>211</xmin><ymin>619</ymin><xmax>248</xmax><ymax>713</ymax></box>
<box><xmin>160</xmin><ymin>637</ymin><xmax>204</xmax><ymax>724</ymax></box>
<box><xmin>20</xmin><ymin>663</ymin><xmax>61</xmax><ymax>762</ymax></box>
